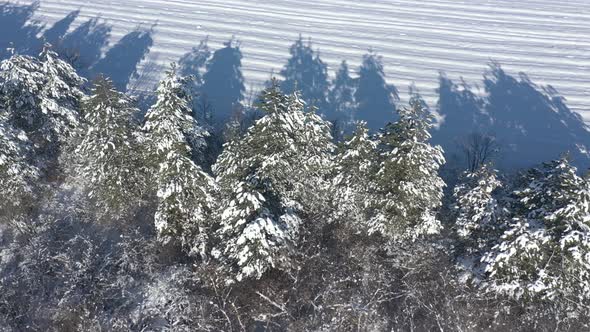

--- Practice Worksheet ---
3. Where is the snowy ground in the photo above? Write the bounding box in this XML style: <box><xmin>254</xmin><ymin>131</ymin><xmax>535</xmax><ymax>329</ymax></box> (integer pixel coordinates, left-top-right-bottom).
<box><xmin>8</xmin><ymin>0</ymin><xmax>590</xmax><ymax>120</ymax></box>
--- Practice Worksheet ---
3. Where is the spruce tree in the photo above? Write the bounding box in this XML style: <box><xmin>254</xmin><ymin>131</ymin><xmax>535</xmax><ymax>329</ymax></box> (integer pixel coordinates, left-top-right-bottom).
<box><xmin>332</xmin><ymin>121</ymin><xmax>378</xmax><ymax>226</ymax></box>
<box><xmin>452</xmin><ymin>165</ymin><xmax>505</xmax><ymax>280</ymax></box>
<box><xmin>0</xmin><ymin>45</ymin><xmax>85</xmax><ymax>173</ymax></box>
<box><xmin>482</xmin><ymin>157</ymin><xmax>590</xmax><ymax>307</ymax></box>
<box><xmin>213</xmin><ymin>80</ymin><xmax>334</xmax><ymax>281</ymax></box>
<box><xmin>69</xmin><ymin>76</ymin><xmax>145</xmax><ymax>220</ymax></box>
<box><xmin>0</xmin><ymin>110</ymin><xmax>38</xmax><ymax>225</ymax></box>
<box><xmin>143</xmin><ymin>65</ymin><xmax>215</xmax><ymax>257</ymax></box>
<box><xmin>369</xmin><ymin>98</ymin><xmax>445</xmax><ymax>241</ymax></box>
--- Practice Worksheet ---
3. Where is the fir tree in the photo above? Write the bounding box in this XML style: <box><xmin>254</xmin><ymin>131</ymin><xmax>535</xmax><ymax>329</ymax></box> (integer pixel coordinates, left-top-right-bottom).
<box><xmin>37</xmin><ymin>45</ymin><xmax>85</xmax><ymax>148</ymax></box>
<box><xmin>482</xmin><ymin>157</ymin><xmax>590</xmax><ymax>307</ymax></box>
<box><xmin>68</xmin><ymin>76</ymin><xmax>145</xmax><ymax>220</ymax></box>
<box><xmin>355</xmin><ymin>51</ymin><xmax>398</xmax><ymax>130</ymax></box>
<box><xmin>452</xmin><ymin>165</ymin><xmax>505</xmax><ymax>280</ymax></box>
<box><xmin>369</xmin><ymin>98</ymin><xmax>445</xmax><ymax>241</ymax></box>
<box><xmin>332</xmin><ymin>121</ymin><xmax>378</xmax><ymax>226</ymax></box>
<box><xmin>143</xmin><ymin>65</ymin><xmax>215</xmax><ymax>257</ymax></box>
<box><xmin>213</xmin><ymin>80</ymin><xmax>334</xmax><ymax>281</ymax></box>
<box><xmin>0</xmin><ymin>45</ymin><xmax>85</xmax><ymax>172</ymax></box>
<box><xmin>0</xmin><ymin>110</ymin><xmax>38</xmax><ymax>225</ymax></box>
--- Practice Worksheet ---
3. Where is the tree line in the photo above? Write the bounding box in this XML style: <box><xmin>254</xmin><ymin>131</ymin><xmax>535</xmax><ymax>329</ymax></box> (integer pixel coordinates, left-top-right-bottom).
<box><xmin>0</xmin><ymin>45</ymin><xmax>589</xmax><ymax>331</ymax></box>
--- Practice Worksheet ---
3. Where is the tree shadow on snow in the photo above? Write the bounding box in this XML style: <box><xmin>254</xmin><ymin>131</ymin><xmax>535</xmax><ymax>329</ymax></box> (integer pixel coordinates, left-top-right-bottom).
<box><xmin>58</xmin><ymin>17</ymin><xmax>112</xmax><ymax>75</ymax></box>
<box><xmin>199</xmin><ymin>38</ymin><xmax>245</xmax><ymax>128</ymax></box>
<box><xmin>0</xmin><ymin>1</ymin><xmax>44</xmax><ymax>59</ymax></box>
<box><xmin>178</xmin><ymin>37</ymin><xmax>212</xmax><ymax>122</ymax></box>
<box><xmin>434</xmin><ymin>63</ymin><xmax>590</xmax><ymax>171</ymax></box>
<box><xmin>354</xmin><ymin>51</ymin><xmax>399</xmax><ymax>131</ymax></box>
<box><xmin>91</xmin><ymin>28</ymin><xmax>154</xmax><ymax>92</ymax></box>
<box><xmin>42</xmin><ymin>10</ymin><xmax>80</xmax><ymax>47</ymax></box>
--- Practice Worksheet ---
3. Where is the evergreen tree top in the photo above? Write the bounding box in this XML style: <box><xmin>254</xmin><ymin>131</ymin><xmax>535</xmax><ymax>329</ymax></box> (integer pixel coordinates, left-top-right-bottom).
<box><xmin>380</xmin><ymin>98</ymin><xmax>435</xmax><ymax>145</ymax></box>
<box><xmin>144</xmin><ymin>64</ymin><xmax>207</xmax><ymax>160</ymax></box>
<box><xmin>257</xmin><ymin>79</ymin><xmax>306</xmax><ymax>115</ymax></box>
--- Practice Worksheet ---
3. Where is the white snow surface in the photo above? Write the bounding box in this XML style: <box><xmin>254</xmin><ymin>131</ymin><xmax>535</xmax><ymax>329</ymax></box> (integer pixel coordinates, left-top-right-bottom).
<box><xmin>13</xmin><ymin>0</ymin><xmax>590</xmax><ymax>120</ymax></box>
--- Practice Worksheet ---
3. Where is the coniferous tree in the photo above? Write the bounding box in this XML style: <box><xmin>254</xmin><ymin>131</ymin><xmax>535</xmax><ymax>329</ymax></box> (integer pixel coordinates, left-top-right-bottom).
<box><xmin>0</xmin><ymin>110</ymin><xmax>38</xmax><ymax>225</ymax></box>
<box><xmin>280</xmin><ymin>36</ymin><xmax>330</xmax><ymax>111</ymax></box>
<box><xmin>332</xmin><ymin>121</ymin><xmax>378</xmax><ymax>226</ymax></box>
<box><xmin>143</xmin><ymin>65</ymin><xmax>215</xmax><ymax>257</ymax></box>
<box><xmin>0</xmin><ymin>45</ymin><xmax>85</xmax><ymax>173</ymax></box>
<box><xmin>68</xmin><ymin>76</ymin><xmax>146</xmax><ymax>220</ymax></box>
<box><xmin>369</xmin><ymin>98</ymin><xmax>445</xmax><ymax>241</ymax></box>
<box><xmin>482</xmin><ymin>157</ymin><xmax>590</xmax><ymax>309</ymax></box>
<box><xmin>355</xmin><ymin>51</ymin><xmax>398</xmax><ymax>131</ymax></box>
<box><xmin>213</xmin><ymin>80</ymin><xmax>334</xmax><ymax>281</ymax></box>
<box><xmin>452</xmin><ymin>165</ymin><xmax>505</xmax><ymax>280</ymax></box>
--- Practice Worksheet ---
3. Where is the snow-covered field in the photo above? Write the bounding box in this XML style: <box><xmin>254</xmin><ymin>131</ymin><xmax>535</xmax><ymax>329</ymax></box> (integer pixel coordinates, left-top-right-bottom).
<box><xmin>8</xmin><ymin>0</ymin><xmax>590</xmax><ymax>120</ymax></box>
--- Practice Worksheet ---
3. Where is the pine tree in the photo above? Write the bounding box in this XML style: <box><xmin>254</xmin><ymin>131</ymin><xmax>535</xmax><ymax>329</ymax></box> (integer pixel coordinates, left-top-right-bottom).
<box><xmin>452</xmin><ymin>165</ymin><xmax>505</xmax><ymax>280</ymax></box>
<box><xmin>69</xmin><ymin>76</ymin><xmax>145</xmax><ymax>220</ymax></box>
<box><xmin>454</xmin><ymin>166</ymin><xmax>503</xmax><ymax>241</ymax></box>
<box><xmin>327</xmin><ymin>60</ymin><xmax>357</xmax><ymax>130</ymax></box>
<box><xmin>38</xmin><ymin>45</ymin><xmax>85</xmax><ymax>148</ymax></box>
<box><xmin>331</xmin><ymin>121</ymin><xmax>378</xmax><ymax>226</ymax></box>
<box><xmin>0</xmin><ymin>44</ymin><xmax>85</xmax><ymax>172</ymax></box>
<box><xmin>143</xmin><ymin>65</ymin><xmax>215</xmax><ymax>257</ymax></box>
<box><xmin>280</xmin><ymin>36</ymin><xmax>330</xmax><ymax>111</ymax></box>
<box><xmin>0</xmin><ymin>110</ymin><xmax>38</xmax><ymax>225</ymax></box>
<box><xmin>354</xmin><ymin>51</ymin><xmax>398</xmax><ymax>131</ymax></box>
<box><xmin>369</xmin><ymin>98</ymin><xmax>445</xmax><ymax>241</ymax></box>
<box><xmin>482</xmin><ymin>157</ymin><xmax>590</xmax><ymax>307</ymax></box>
<box><xmin>213</xmin><ymin>80</ymin><xmax>334</xmax><ymax>281</ymax></box>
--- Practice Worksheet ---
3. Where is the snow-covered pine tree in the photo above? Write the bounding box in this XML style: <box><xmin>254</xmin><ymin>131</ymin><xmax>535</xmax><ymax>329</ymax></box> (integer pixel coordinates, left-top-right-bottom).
<box><xmin>213</xmin><ymin>80</ymin><xmax>334</xmax><ymax>281</ymax></box>
<box><xmin>331</xmin><ymin>121</ymin><xmax>378</xmax><ymax>227</ymax></box>
<box><xmin>143</xmin><ymin>64</ymin><xmax>215</xmax><ymax>257</ymax></box>
<box><xmin>452</xmin><ymin>165</ymin><xmax>505</xmax><ymax>280</ymax></box>
<box><xmin>369</xmin><ymin>98</ymin><xmax>446</xmax><ymax>241</ymax></box>
<box><xmin>69</xmin><ymin>76</ymin><xmax>145</xmax><ymax>220</ymax></box>
<box><xmin>0</xmin><ymin>44</ymin><xmax>85</xmax><ymax>173</ymax></box>
<box><xmin>0</xmin><ymin>109</ymin><xmax>38</xmax><ymax>225</ymax></box>
<box><xmin>482</xmin><ymin>157</ymin><xmax>590</xmax><ymax>307</ymax></box>
<box><xmin>38</xmin><ymin>45</ymin><xmax>85</xmax><ymax>145</ymax></box>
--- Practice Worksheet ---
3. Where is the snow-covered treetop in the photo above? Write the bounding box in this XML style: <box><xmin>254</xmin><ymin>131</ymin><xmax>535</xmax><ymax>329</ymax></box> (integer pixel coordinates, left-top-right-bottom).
<box><xmin>0</xmin><ymin>44</ymin><xmax>85</xmax><ymax>157</ymax></box>
<box><xmin>370</xmin><ymin>98</ymin><xmax>446</xmax><ymax>241</ymax></box>
<box><xmin>71</xmin><ymin>75</ymin><xmax>145</xmax><ymax>219</ymax></box>
<box><xmin>514</xmin><ymin>156</ymin><xmax>585</xmax><ymax>224</ymax></box>
<box><xmin>217</xmin><ymin>80</ymin><xmax>334</xmax><ymax>205</ymax></box>
<box><xmin>143</xmin><ymin>65</ymin><xmax>215</xmax><ymax>258</ymax></box>
<box><xmin>453</xmin><ymin>165</ymin><xmax>503</xmax><ymax>239</ymax></box>
<box><xmin>336</xmin><ymin>121</ymin><xmax>377</xmax><ymax>178</ymax></box>
<box><xmin>143</xmin><ymin>64</ymin><xmax>207</xmax><ymax>161</ymax></box>
<box><xmin>39</xmin><ymin>44</ymin><xmax>86</xmax><ymax>103</ymax></box>
<box><xmin>483</xmin><ymin>156</ymin><xmax>590</xmax><ymax>303</ymax></box>
<box><xmin>213</xmin><ymin>81</ymin><xmax>335</xmax><ymax>281</ymax></box>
